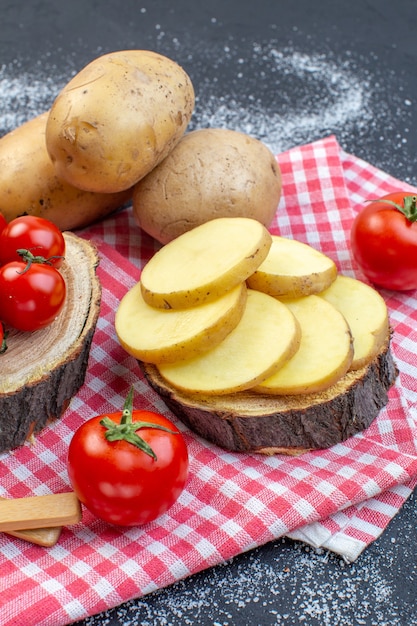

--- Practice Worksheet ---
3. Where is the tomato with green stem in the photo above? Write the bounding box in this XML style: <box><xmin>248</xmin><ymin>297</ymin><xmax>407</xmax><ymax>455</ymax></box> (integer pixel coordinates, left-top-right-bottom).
<box><xmin>67</xmin><ymin>388</ymin><xmax>189</xmax><ymax>526</ymax></box>
<box><xmin>0</xmin><ymin>215</ymin><xmax>65</xmax><ymax>267</ymax></box>
<box><xmin>0</xmin><ymin>254</ymin><xmax>66</xmax><ymax>331</ymax></box>
<box><xmin>351</xmin><ymin>192</ymin><xmax>417</xmax><ymax>291</ymax></box>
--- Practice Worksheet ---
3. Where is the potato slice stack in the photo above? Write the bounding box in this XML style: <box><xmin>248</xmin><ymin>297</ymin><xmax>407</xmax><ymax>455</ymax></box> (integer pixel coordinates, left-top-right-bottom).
<box><xmin>115</xmin><ymin>217</ymin><xmax>389</xmax><ymax>396</ymax></box>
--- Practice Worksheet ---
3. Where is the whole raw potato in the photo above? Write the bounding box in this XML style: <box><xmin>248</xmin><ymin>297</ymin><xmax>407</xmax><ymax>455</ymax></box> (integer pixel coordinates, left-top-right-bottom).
<box><xmin>45</xmin><ymin>50</ymin><xmax>195</xmax><ymax>193</ymax></box>
<box><xmin>0</xmin><ymin>113</ymin><xmax>131</xmax><ymax>230</ymax></box>
<box><xmin>132</xmin><ymin>128</ymin><xmax>282</xmax><ymax>244</ymax></box>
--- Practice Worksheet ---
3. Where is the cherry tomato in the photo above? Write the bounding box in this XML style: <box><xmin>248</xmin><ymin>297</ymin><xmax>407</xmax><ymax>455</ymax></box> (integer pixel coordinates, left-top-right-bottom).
<box><xmin>0</xmin><ymin>215</ymin><xmax>65</xmax><ymax>267</ymax></box>
<box><xmin>67</xmin><ymin>388</ymin><xmax>189</xmax><ymax>526</ymax></box>
<box><xmin>0</xmin><ymin>212</ymin><xmax>7</xmax><ymax>234</ymax></box>
<box><xmin>0</xmin><ymin>261</ymin><xmax>66</xmax><ymax>331</ymax></box>
<box><xmin>351</xmin><ymin>192</ymin><xmax>417</xmax><ymax>291</ymax></box>
<box><xmin>0</xmin><ymin>321</ymin><xmax>7</xmax><ymax>354</ymax></box>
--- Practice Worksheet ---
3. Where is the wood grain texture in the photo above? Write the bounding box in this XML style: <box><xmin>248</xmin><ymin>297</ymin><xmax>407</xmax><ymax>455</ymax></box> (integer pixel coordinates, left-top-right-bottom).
<box><xmin>0</xmin><ymin>492</ymin><xmax>81</xmax><ymax>532</ymax></box>
<box><xmin>141</xmin><ymin>337</ymin><xmax>398</xmax><ymax>454</ymax></box>
<box><xmin>0</xmin><ymin>232</ymin><xmax>101</xmax><ymax>453</ymax></box>
<box><xmin>3</xmin><ymin>525</ymin><xmax>63</xmax><ymax>547</ymax></box>
<box><xmin>0</xmin><ymin>494</ymin><xmax>63</xmax><ymax>546</ymax></box>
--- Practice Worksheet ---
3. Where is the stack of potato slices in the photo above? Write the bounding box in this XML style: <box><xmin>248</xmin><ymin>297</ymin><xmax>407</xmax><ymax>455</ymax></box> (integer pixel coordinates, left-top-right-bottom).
<box><xmin>116</xmin><ymin>217</ymin><xmax>389</xmax><ymax>396</ymax></box>
<box><xmin>115</xmin><ymin>217</ymin><xmax>396</xmax><ymax>454</ymax></box>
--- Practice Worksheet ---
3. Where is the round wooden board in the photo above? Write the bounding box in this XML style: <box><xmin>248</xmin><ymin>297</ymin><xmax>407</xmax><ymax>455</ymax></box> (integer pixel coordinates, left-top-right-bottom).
<box><xmin>0</xmin><ymin>232</ymin><xmax>101</xmax><ymax>453</ymax></box>
<box><xmin>140</xmin><ymin>338</ymin><xmax>398</xmax><ymax>455</ymax></box>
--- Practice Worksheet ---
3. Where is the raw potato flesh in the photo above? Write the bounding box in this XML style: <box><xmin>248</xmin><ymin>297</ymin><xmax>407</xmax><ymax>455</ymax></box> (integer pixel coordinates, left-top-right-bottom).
<box><xmin>256</xmin><ymin>295</ymin><xmax>353</xmax><ymax>395</ymax></box>
<box><xmin>157</xmin><ymin>289</ymin><xmax>301</xmax><ymax>394</ymax></box>
<box><xmin>115</xmin><ymin>281</ymin><xmax>247</xmax><ymax>364</ymax></box>
<box><xmin>319</xmin><ymin>275</ymin><xmax>390</xmax><ymax>370</ymax></box>
<box><xmin>140</xmin><ymin>217</ymin><xmax>272</xmax><ymax>309</ymax></box>
<box><xmin>247</xmin><ymin>236</ymin><xmax>337</xmax><ymax>298</ymax></box>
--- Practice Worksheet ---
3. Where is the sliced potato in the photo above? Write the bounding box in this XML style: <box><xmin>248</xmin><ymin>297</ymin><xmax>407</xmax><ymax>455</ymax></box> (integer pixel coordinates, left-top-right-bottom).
<box><xmin>319</xmin><ymin>275</ymin><xmax>389</xmax><ymax>370</ymax></box>
<box><xmin>140</xmin><ymin>217</ymin><xmax>272</xmax><ymax>309</ymax></box>
<box><xmin>157</xmin><ymin>289</ymin><xmax>301</xmax><ymax>394</ymax></box>
<box><xmin>247</xmin><ymin>236</ymin><xmax>337</xmax><ymax>298</ymax></box>
<box><xmin>115</xmin><ymin>281</ymin><xmax>247</xmax><ymax>364</ymax></box>
<box><xmin>256</xmin><ymin>295</ymin><xmax>353</xmax><ymax>395</ymax></box>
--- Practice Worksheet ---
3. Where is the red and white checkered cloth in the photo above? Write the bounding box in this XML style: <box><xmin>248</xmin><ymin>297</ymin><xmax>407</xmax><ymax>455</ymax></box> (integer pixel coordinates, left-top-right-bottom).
<box><xmin>1</xmin><ymin>136</ymin><xmax>416</xmax><ymax>626</ymax></box>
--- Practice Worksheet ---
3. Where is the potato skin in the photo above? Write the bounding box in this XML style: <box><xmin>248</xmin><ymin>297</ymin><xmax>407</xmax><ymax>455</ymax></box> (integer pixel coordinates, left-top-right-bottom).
<box><xmin>0</xmin><ymin>113</ymin><xmax>132</xmax><ymax>230</ymax></box>
<box><xmin>45</xmin><ymin>50</ymin><xmax>195</xmax><ymax>193</ymax></box>
<box><xmin>132</xmin><ymin>128</ymin><xmax>282</xmax><ymax>244</ymax></box>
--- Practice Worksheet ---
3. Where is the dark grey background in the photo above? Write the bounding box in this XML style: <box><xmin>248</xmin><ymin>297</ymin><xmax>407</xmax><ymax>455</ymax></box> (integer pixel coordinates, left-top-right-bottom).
<box><xmin>1</xmin><ymin>1</ymin><xmax>416</xmax><ymax>624</ymax></box>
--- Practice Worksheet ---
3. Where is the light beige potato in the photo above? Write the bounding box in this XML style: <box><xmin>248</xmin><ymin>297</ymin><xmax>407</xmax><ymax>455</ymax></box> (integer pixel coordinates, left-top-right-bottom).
<box><xmin>247</xmin><ymin>236</ymin><xmax>337</xmax><ymax>298</ymax></box>
<box><xmin>319</xmin><ymin>274</ymin><xmax>390</xmax><ymax>370</ymax></box>
<box><xmin>45</xmin><ymin>50</ymin><xmax>195</xmax><ymax>193</ymax></box>
<box><xmin>0</xmin><ymin>113</ymin><xmax>132</xmax><ymax>230</ymax></box>
<box><xmin>140</xmin><ymin>217</ymin><xmax>272</xmax><ymax>309</ymax></box>
<box><xmin>132</xmin><ymin>128</ymin><xmax>282</xmax><ymax>244</ymax></box>
<box><xmin>157</xmin><ymin>289</ymin><xmax>301</xmax><ymax>395</ymax></box>
<box><xmin>256</xmin><ymin>295</ymin><xmax>353</xmax><ymax>395</ymax></box>
<box><xmin>115</xmin><ymin>281</ymin><xmax>247</xmax><ymax>364</ymax></box>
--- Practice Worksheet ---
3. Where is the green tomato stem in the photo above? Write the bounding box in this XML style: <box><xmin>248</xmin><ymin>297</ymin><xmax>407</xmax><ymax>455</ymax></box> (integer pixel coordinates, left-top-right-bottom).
<box><xmin>100</xmin><ymin>386</ymin><xmax>177</xmax><ymax>460</ymax></box>
<box><xmin>16</xmin><ymin>249</ymin><xmax>64</xmax><ymax>273</ymax></box>
<box><xmin>373</xmin><ymin>195</ymin><xmax>417</xmax><ymax>222</ymax></box>
<box><xmin>120</xmin><ymin>386</ymin><xmax>135</xmax><ymax>425</ymax></box>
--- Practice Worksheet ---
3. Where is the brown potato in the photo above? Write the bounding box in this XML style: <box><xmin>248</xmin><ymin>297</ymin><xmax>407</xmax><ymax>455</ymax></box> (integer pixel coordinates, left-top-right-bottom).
<box><xmin>0</xmin><ymin>112</ymin><xmax>131</xmax><ymax>230</ymax></box>
<box><xmin>45</xmin><ymin>50</ymin><xmax>195</xmax><ymax>193</ymax></box>
<box><xmin>132</xmin><ymin>128</ymin><xmax>282</xmax><ymax>244</ymax></box>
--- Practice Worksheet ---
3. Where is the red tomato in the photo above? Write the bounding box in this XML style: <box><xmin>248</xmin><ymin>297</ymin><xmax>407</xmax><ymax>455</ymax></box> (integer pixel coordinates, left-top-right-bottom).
<box><xmin>0</xmin><ymin>215</ymin><xmax>65</xmax><ymax>267</ymax></box>
<box><xmin>67</xmin><ymin>388</ymin><xmax>189</xmax><ymax>526</ymax></box>
<box><xmin>0</xmin><ymin>261</ymin><xmax>66</xmax><ymax>331</ymax></box>
<box><xmin>0</xmin><ymin>321</ymin><xmax>7</xmax><ymax>354</ymax></box>
<box><xmin>351</xmin><ymin>192</ymin><xmax>417</xmax><ymax>291</ymax></box>
<box><xmin>0</xmin><ymin>212</ymin><xmax>7</xmax><ymax>234</ymax></box>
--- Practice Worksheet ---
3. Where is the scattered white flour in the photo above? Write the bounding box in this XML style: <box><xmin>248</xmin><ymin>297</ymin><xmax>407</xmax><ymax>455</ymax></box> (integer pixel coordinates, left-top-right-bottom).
<box><xmin>190</xmin><ymin>46</ymin><xmax>373</xmax><ymax>154</ymax></box>
<box><xmin>0</xmin><ymin>62</ymin><xmax>64</xmax><ymax>131</ymax></box>
<box><xmin>0</xmin><ymin>40</ymin><xmax>414</xmax><ymax>183</ymax></box>
<box><xmin>76</xmin><ymin>531</ymin><xmax>417</xmax><ymax>626</ymax></box>
<box><xmin>184</xmin><ymin>41</ymin><xmax>414</xmax><ymax>184</ymax></box>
